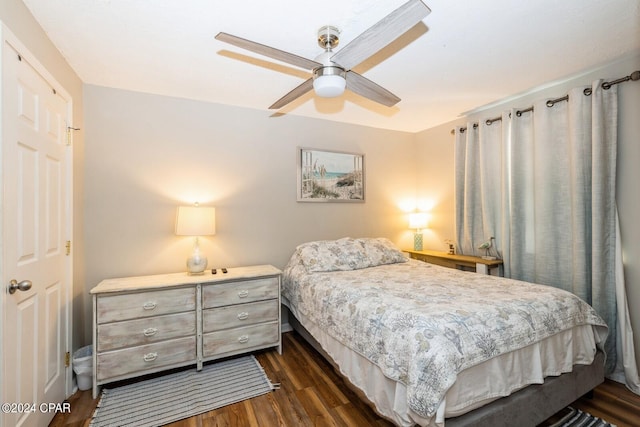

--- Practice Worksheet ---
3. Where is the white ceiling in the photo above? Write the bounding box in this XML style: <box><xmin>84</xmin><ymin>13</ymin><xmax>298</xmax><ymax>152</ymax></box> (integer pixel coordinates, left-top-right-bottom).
<box><xmin>21</xmin><ymin>0</ymin><xmax>640</xmax><ymax>133</ymax></box>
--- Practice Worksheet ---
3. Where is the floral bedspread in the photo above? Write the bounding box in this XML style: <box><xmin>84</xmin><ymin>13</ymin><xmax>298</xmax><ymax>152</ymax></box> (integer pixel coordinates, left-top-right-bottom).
<box><xmin>283</xmin><ymin>245</ymin><xmax>607</xmax><ymax>418</ymax></box>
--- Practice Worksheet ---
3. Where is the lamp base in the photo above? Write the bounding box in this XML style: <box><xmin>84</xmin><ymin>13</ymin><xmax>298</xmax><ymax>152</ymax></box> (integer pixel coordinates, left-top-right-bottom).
<box><xmin>186</xmin><ymin>254</ymin><xmax>208</xmax><ymax>275</ymax></box>
<box><xmin>413</xmin><ymin>233</ymin><xmax>423</xmax><ymax>251</ymax></box>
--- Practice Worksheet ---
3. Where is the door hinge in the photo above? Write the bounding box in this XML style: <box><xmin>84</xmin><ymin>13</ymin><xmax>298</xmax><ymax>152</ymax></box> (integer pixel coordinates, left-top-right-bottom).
<box><xmin>66</xmin><ymin>126</ymin><xmax>80</xmax><ymax>146</ymax></box>
<box><xmin>65</xmin><ymin>352</ymin><xmax>70</xmax><ymax>367</ymax></box>
<box><xmin>65</xmin><ymin>240</ymin><xmax>71</xmax><ymax>256</ymax></box>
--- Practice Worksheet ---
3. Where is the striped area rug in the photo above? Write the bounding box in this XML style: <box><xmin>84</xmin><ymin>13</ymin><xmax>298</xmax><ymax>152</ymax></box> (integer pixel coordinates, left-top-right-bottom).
<box><xmin>90</xmin><ymin>355</ymin><xmax>276</xmax><ymax>427</ymax></box>
<box><xmin>549</xmin><ymin>407</ymin><xmax>617</xmax><ymax>427</ymax></box>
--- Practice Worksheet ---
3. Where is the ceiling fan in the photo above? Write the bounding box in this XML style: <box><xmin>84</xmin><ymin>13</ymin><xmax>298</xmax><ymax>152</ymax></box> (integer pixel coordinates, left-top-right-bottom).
<box><xmin>215</xmin><ymin>0</ymin><xmax>431</xmax><ymax>109</ymax></box>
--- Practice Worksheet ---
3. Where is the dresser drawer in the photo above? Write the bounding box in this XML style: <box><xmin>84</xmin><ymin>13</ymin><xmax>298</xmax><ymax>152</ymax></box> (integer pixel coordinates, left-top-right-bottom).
<box><xmin>97</xmin><ymin>287</ymin><xmax>196</xmax><ymax>323</ymax></box>
<box><xmin>203</xmin><ymin>299</ymin><xmax>278</xmax><ymax>333</ymax></box>
<box><xmin>203</xmin><ymin>322</ymin><xmax>279</xmax><ymax>357</ymax></box>
<box><xmin>202</xmin><ymin>277</ymin><xmax>278</xmax><ymax>308</ymax></box>
<box><xmin>96</xmin><ymin>336</ymin><xmax>196</xmax><ymax>381</ymax></box>
<box><xmin>97</xmin><ymin>312</ymin><xmax>196</xmax><ymax>352</ymax></box>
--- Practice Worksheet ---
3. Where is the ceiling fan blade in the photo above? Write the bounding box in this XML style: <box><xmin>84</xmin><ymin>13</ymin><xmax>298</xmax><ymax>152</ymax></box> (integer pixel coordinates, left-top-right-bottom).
<box><xmin>346</xmin><ymin>71</ymin><xmax>401</xmax><ymax>107</ymax></box>
<box><xmin>269</xmin><ymin>78</ymin><xmax>314</xmax><ymax>109</ymax></box>
<box><xmin>215</xmin><ymin>32</ymin><xmax>322</xmax><ymax>70</ymax></box>
<box><xmin>330</xmin><ymin>0</ymin><xmax>431</xmax><ymax>71</ymax></box>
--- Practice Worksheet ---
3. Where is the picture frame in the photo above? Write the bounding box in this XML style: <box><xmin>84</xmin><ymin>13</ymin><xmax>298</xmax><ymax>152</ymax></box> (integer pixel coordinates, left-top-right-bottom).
<box><xmin>297</xmin><ymin>147</ymin><xmax>365</xmax><ymax>202</ymax></box>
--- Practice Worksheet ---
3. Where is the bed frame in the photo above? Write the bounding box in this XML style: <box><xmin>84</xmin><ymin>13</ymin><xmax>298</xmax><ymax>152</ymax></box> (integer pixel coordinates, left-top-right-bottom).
<box><xmin>287</xmin><ymin>310</ymin><xmax>604</xmax><ymax>427</ymax></box>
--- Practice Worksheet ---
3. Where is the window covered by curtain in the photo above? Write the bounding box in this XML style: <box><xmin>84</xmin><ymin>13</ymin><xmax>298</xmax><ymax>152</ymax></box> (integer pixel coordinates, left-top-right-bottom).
<box><xmin>454</xmin><ymin>119</ymin><xmax>503</xmax><ymax>258</ymax></box>
<box><xmin>455</xmin><ymin>80</ymin><xmax>639</xmax><ymax>392</ymax></box>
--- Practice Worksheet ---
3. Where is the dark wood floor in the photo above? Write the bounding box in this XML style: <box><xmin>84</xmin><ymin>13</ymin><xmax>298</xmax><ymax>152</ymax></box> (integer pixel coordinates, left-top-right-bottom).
<box><xmin>50</xmin><ymin>331</ymin><xmax>640</xmax><ymax>427</ymax></box>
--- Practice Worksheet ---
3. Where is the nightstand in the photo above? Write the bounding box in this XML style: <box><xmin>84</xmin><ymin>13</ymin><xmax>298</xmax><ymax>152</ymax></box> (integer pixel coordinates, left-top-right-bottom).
<box><xmin>405</xmin><ymin>249</ymin><xmax>503</xmax><ymax>275</ymax></box>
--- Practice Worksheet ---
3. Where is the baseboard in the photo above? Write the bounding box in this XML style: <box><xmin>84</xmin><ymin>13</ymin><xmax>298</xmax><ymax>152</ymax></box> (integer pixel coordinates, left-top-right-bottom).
<box><xmin>281</xmin><ymin>322</ymin><xmax>292</xmax><ymax>333</ymax></box>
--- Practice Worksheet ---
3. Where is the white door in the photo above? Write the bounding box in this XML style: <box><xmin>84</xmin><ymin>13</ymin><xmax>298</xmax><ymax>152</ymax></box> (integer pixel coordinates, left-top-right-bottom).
<box><xmin>1</xmin><ymin>33</ymin><xmax>72</xmax><ymax>427</ymax></box>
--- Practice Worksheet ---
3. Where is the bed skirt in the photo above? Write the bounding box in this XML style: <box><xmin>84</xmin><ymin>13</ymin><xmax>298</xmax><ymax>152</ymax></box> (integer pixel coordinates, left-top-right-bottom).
<box><xmin>286</xmin><ymin>307</ymin><xmax>605</xmax><ymax>427</ymax></box>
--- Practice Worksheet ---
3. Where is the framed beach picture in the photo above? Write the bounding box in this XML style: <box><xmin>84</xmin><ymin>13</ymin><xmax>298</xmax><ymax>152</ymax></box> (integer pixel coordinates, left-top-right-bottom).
<box><xmin>297</xmin><ymin>147</ymin><xmax>365</xmax><ymax>202</ymax></box>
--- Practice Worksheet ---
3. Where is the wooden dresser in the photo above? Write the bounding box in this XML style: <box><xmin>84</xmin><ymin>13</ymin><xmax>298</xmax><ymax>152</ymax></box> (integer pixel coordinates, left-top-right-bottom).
<box><xmin>405</xmin><ymin>249</ymin><xmax>503</xmax><ymax>275</ymax></box>
<box><xmin>90</xmin><ymin>265</ymin><xmax>281</xmax><ymax>398</ymax></box>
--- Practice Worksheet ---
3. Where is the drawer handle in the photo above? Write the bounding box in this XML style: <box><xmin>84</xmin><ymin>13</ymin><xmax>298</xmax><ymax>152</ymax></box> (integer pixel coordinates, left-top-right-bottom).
<box><xmin>238</xmin><ymin>335</ymin><xmax>249</xmax><ymax>344</ymax></box>
<box><xmin>143</xmin><ymin>352</ymin><xmax>158</xmax><ymax>362</ymax></box>
<box><xmin>143</xmin><ymin>327</ymin><xmax>158</xmax><ymax>337</ymax></box>
<box><xmin>237</xmin><ymin>290</ymin><xmax>249</xmax><ymax>298</ymax></box>
<box><xmin>142</xmin><ymin>301</ymin><xmax>157</xmax><ymax>310</ymax></box>
<box><xmin>237</xmin><ymin>312</ymin><xmax>249</xmax><ymax>320</ymax></box>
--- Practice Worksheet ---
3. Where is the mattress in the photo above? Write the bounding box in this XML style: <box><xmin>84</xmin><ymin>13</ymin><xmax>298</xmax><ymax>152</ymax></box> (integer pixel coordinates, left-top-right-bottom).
<box><xmin>282</xmin><ymin>237</ymin><xmax>608</xmax><ymax>426</ymax></box>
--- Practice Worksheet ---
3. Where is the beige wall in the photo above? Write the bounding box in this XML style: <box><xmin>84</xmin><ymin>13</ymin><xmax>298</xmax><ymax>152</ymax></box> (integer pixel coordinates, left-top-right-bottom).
<box><xmin>414</xmin><ymin>124</ymin><xmax>458</xmax><ymax>251</ymax></box>
<box><xmin>1</xmin><ymin>0</ymin><xmax>85</xmax><ymax>350</ymax></box>
<box><xmin>415</xmin><ymin>53</ymin><xmax>640</xmax><ymax>367</ymax></box>
<box><xmin>82</xmin><ymin>85</ymin><xmax>418</xmax><ymax>342</ymax></box>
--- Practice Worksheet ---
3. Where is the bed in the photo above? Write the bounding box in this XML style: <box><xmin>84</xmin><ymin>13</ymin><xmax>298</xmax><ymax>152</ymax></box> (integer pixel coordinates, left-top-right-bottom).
<box><xmin>282</xmin><ymin>237</ymin><xmax>608</xmax><ymax>427</ymax></box>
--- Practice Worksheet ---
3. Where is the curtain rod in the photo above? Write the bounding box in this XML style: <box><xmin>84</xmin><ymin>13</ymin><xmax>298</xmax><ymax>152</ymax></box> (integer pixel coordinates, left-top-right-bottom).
<box><xmin>451</xmin><ymin>70</ymin><xmax>640</xmax><ymax>135</ymax></box>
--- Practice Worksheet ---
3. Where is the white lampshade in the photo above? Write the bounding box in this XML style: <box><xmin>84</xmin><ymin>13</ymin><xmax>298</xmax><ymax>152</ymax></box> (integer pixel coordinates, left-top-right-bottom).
<box><xmin>313</xmin><ymin>74</ymin><xmax>346</xmax><ymax>98</ymax></box>
<box><xmin>175</xmin><ymin>206</ymin><xmax>216</xmax><ymax>236</ymax></box>
<box><xmin>409</xmin><ymin>212</ymin><xmax>428</xmax><ymax>230</ymax></box>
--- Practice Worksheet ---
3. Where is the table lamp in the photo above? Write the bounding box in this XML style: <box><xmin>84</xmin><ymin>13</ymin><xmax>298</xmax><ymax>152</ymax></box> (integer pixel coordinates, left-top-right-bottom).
<box><xmin>409</xmin><ymin>212</ymin><xmax>428</xmax><ymax>251</ymax></box>
<box><xmin>175</xmin><ymin>204</ymin><xmax>216</xmax><ymax>275</ymax></box>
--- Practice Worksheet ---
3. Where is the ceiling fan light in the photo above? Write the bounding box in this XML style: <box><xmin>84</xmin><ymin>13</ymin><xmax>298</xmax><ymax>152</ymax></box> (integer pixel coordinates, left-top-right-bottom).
<box><xmin>312</xmin><ymin>66</ymin><xmax>346</xmax><ymax>98</ymax></box>
<box><xmin>313</xmin><ymin>75</ymin><xmax>346</xmax><ymax>97</ymax></box>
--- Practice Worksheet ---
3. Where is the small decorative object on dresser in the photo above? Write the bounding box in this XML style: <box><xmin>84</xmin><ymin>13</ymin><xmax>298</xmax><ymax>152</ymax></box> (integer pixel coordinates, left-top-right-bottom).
<box><xmin>90</xmin><ymin>265</ymin><xmax>282</xmax><ymax>398</ymax></box>
<box><xmin>405</xmin><ymin>249</ymin><xmax>503</xmax><ymax>275</ymax></box>
<box><xmin>477</xmin><ymin>236</ymin><xmax>497</xmax><ymax>260</ymax></box>
<box><xmin>444</xmin><ymin>239</ymin><xmax>456</xmax><ymax>254</ymax></box>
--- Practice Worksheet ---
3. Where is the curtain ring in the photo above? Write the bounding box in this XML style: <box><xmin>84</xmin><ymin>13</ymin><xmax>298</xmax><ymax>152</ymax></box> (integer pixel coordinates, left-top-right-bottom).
<box><xmin>516</xmin><ymin>110</ymin><xmax>522</xmax><ymax>117</ymax></box>
<box><xmin>486</xmin><ymin>119</ymin><xmax>493</xmax><ymax>125</ymax></box>
<box><xmin>602</xmin><ymin>82</ymin><xmax>612</xmax><ymax>90</ymax></box>
<box><xmin>460</xmin><ymin>128</ymin><xmax>466</xmax><ymax>134</ymax></box>
<box><xmin>546</xmin><ymin>100</ymin><xmax>555</xmax><ymax>107</ymax></box>
<box><xmin>583</xmin><ymin>88</ymin><xmax>592</xmax><ymax>96</ymax></box>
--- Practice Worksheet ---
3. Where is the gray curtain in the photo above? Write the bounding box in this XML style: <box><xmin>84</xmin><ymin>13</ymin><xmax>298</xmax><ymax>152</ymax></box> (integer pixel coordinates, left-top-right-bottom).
<box><xmin>507</xmin><ymin>84</ymin><xmax>618</xmax><ymax>371</ymax></box>
<box><xmin>454</xmin><ymin>119</ymin><xmax>503</xmax><ymax>258</ymax></box>
<box><xmin>455</xmin><ymin>80</ymin><xmax>639</xmax><ymax>390</ymax></box>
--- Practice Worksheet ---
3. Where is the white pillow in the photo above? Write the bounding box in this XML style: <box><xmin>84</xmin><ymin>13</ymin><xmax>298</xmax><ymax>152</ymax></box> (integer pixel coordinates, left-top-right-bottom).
<box><xmin>357</xmin><ymin>237</ymin><xmax>408</xmax><ymax>266</ymax></box>
<box><xmin>297</xmin><ymin>237</ymin><xmax>370</xmax><ymax>272</ymax></box>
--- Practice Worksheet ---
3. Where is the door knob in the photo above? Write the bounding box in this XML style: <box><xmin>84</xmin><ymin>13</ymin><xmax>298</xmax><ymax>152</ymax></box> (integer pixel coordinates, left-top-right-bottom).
<box><xmin>8</xmin><ymin>279</ymin><xmax>32</xmax><ymax>294</ymax></box>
